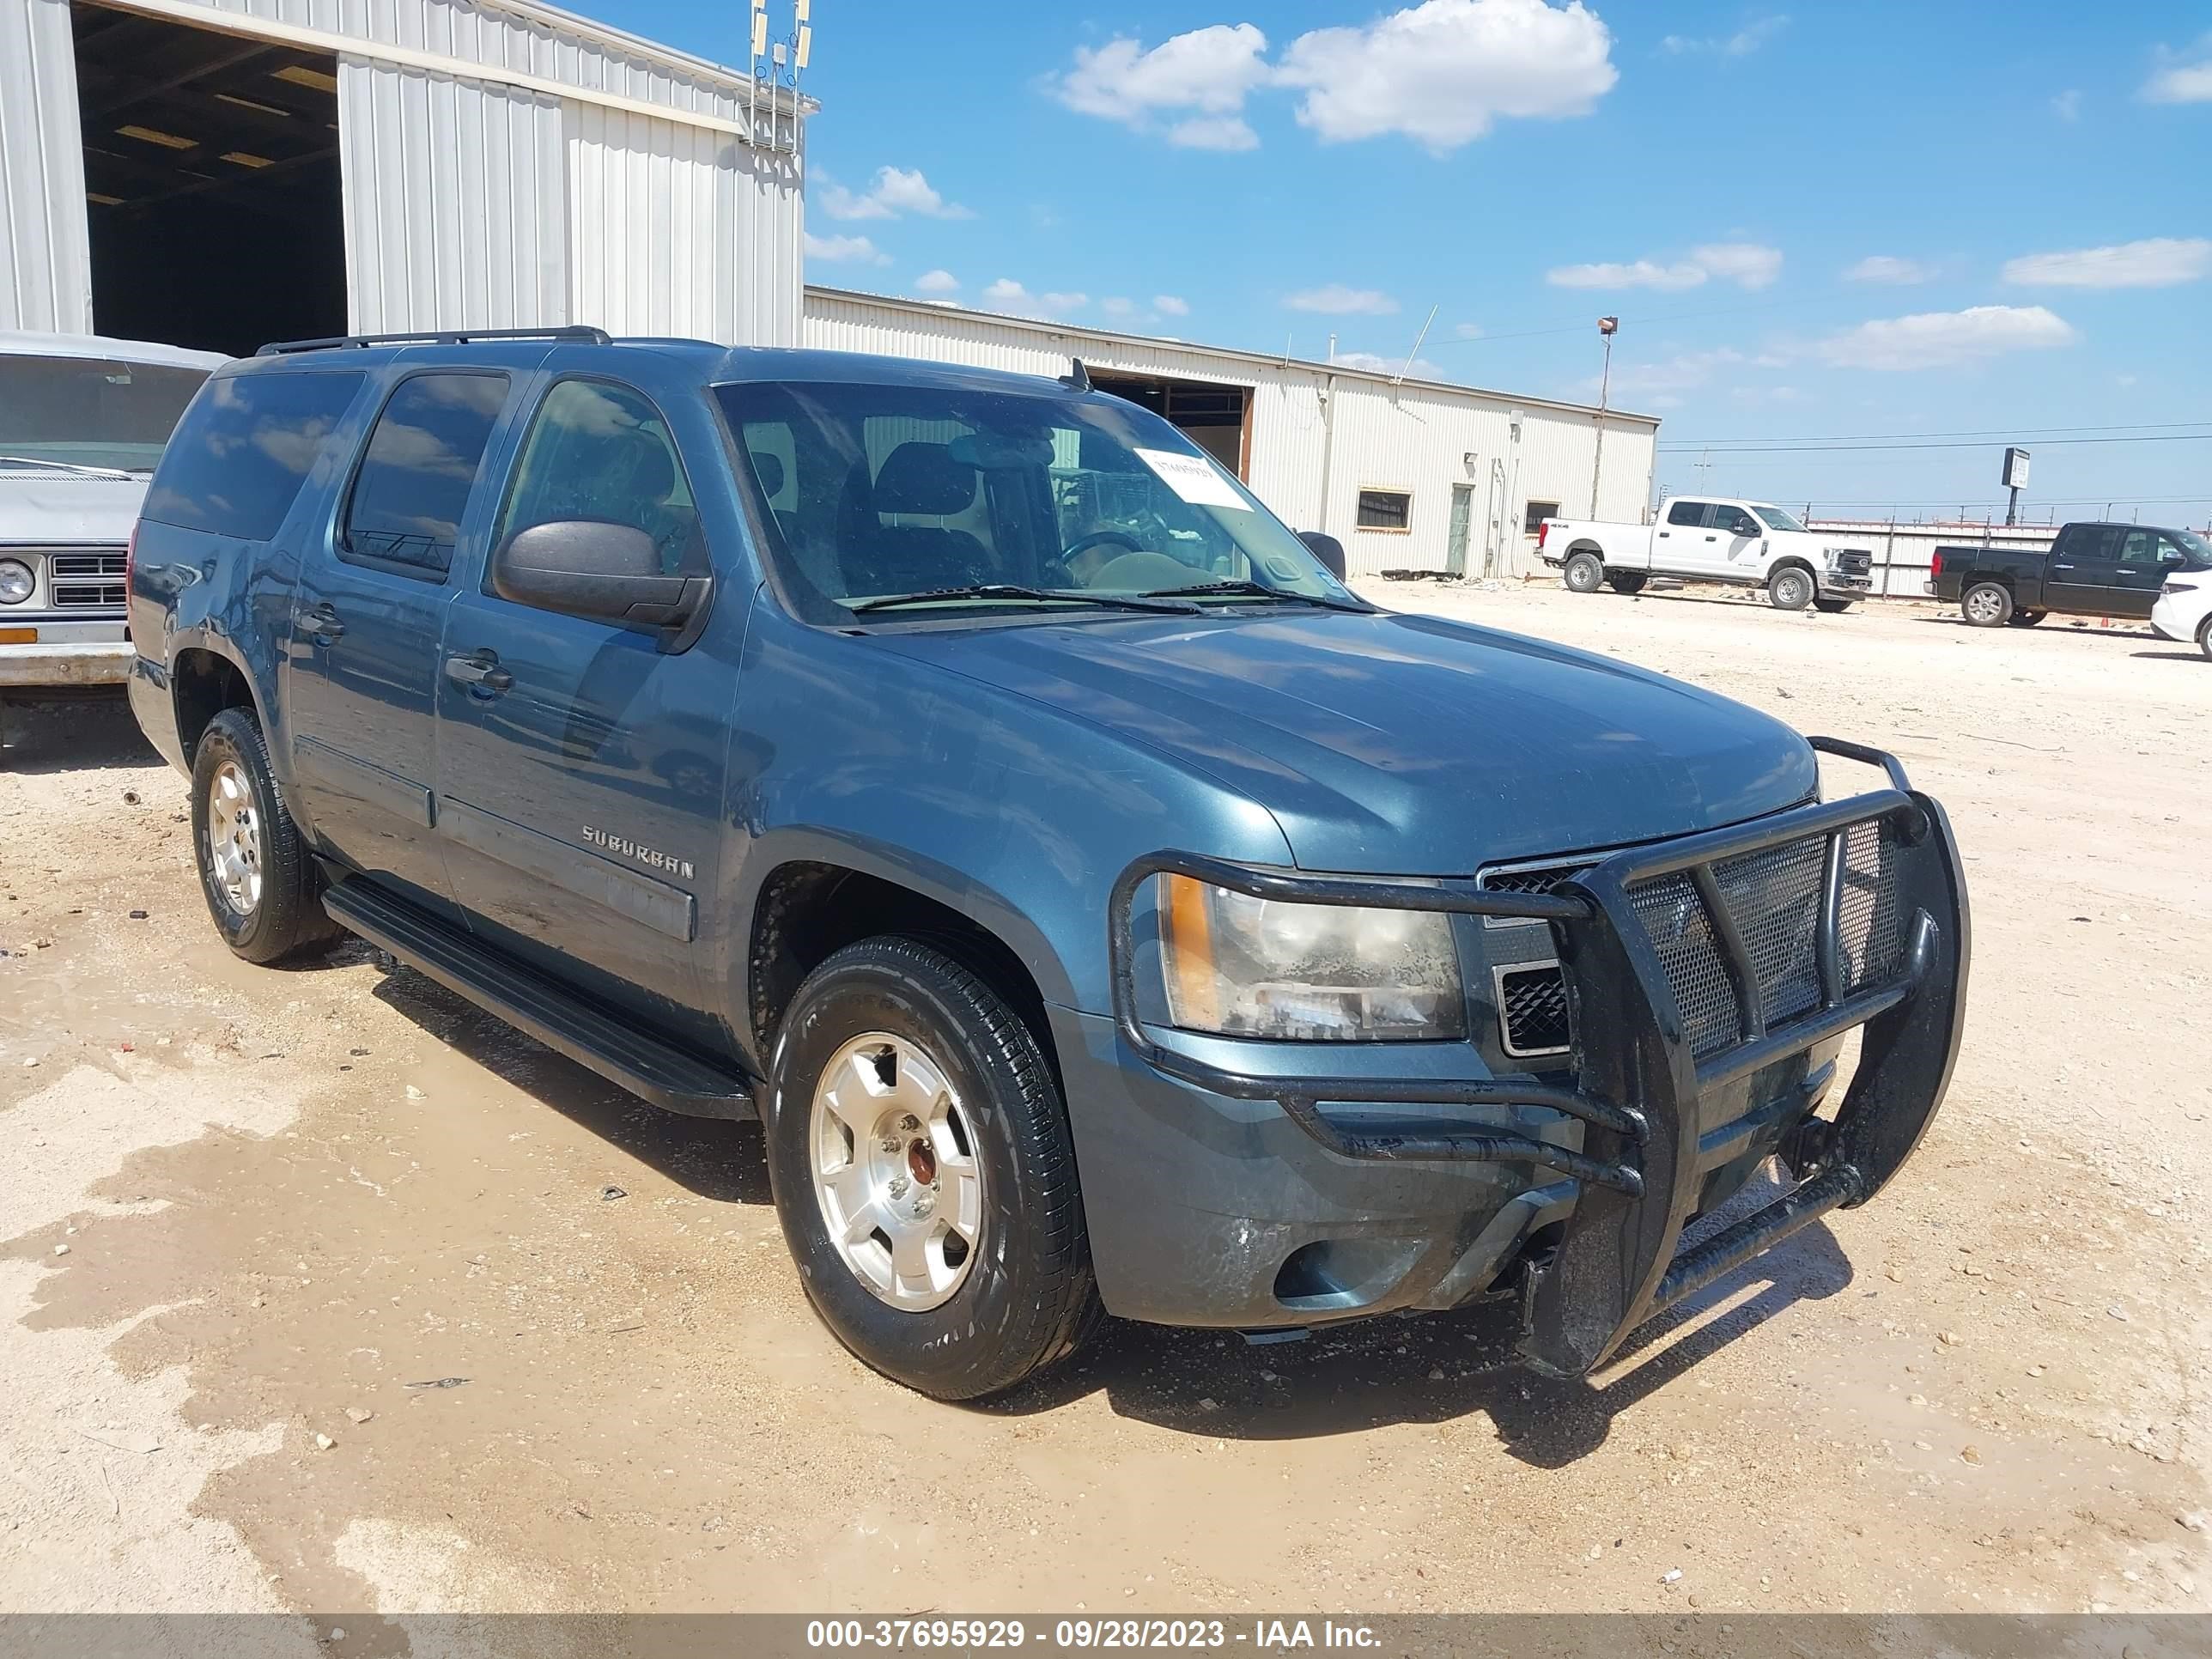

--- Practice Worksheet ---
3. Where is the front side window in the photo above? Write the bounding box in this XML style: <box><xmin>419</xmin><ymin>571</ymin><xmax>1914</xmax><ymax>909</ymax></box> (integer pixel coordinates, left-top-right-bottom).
<box><xmin>495</xmin><ymin>380</ymin><xmax>701</xmax><ymax>580</ymax></box>
<box><xmin>0</xmin><ymin>353</ymin><xmax>212</xmax><ymax>474</ymax></box>
<box><xmin>1666</xmin><ymin>499</ymin><xmax>1707</xmax><ymax>527</ymax></box>
<box><xmin>714</xmin><ymin>380</ymin><xmax>1352</xmax><ymax>623</ymax></box>
<box><xmin>1356</xmin><ymin>489</ymin><xmax>1412</xmax><ymax>532</ymax></box>
<box><xmin>2118</xmin><ymin>529</ymin><xmax>2162</xmax><ymax>567</ymax></box>
<box><xmin>1717</xmin><ymin>506</ymin><xmax>1761</xmax><ymax>537</ymax></box>
<box><xmin>2167</xmin><ymin>528</ymin><xmax>2212</xmax><ymax>570</ymax></box>
<box><xmin>142</xmin><ymin>370</ymin><xmax>365</xmax><ymax>540</ymax></box>
<box><xmin>342</xmin><ymin>373</ymin><xmax>509</xmax><ymax>578</ymax></box>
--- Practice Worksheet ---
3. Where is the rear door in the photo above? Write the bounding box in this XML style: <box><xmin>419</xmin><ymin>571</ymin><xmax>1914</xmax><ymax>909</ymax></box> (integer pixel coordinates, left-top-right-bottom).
<box><xmin>432</xmin><ymin>374</ymin><xmax>741</xmax><ymax>1049</ymax></box>
<box><xmin>2046</xmin><ymin>524</ymin><xmax>2120</xmax><ymax>614</ymax></box>
<box><xmin>286</xmin><ymin>368</ymin><xmax>517</xmax><ymax>918</ymax></box>
<box><xmin>1652</xmin><ymin>498</ymin><xmax>1710</xmax><ymax>574</ymax></box>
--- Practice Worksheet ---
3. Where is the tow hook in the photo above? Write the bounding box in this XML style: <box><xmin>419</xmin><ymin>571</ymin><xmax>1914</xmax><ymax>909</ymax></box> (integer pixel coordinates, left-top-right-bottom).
<box><xmin>1780</xmin><ymin>1116</ymin><xmax>1838</xmax><ymax>1180</ymax></box>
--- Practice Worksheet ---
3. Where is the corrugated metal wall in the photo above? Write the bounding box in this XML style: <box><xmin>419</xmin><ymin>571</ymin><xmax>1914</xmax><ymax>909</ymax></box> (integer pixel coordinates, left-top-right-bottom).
<box><xmin>803</xmin><ymin>289</ymin><xmax>1659</xmax><ymax>581</ymax></box>
<box><xmin>566</xmin><ymin>102</ymin><xmax>800</xmax><ymax>346</ymax></box>
<box><xmin>339</xmin><ymin>64</ymin><xmax>567</xmax><ymax>335</ymax></box>
<box><xmin>0</xmin><ymin>0</ymin><xmax>91</xmax><ymax>333</ymax></box>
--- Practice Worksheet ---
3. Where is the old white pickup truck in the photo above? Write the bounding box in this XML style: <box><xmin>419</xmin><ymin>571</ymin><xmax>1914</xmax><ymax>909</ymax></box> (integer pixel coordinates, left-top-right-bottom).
<box><xmin>1539</xmin><ymin>495</ymin><xmax>1875</xmax><ymax>612</ymax></box>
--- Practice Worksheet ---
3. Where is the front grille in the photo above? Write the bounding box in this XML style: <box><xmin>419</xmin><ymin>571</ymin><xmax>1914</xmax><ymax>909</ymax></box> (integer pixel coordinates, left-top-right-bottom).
<box><xmin>1497</xmin><ymin>966</ymin><xmax>1571</xmax><ymax>1056</ymax></box>
<box><xmin>40</xmin><ymin>551</ymin><xmax>127</xmax><ymax>611</ymax></box>
<box><xmin>1832</xmin><ymin>549</ymin><xmax>1873</xmax><ymax>576</ymax></box>
<box><xmin>1476</xmin><ymin>807</ymin><xmax>1907</xmax><ymax>1064</ymax></box>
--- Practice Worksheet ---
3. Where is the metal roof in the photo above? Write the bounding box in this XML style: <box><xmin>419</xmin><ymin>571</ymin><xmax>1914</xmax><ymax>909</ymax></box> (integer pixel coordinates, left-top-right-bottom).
<box><xmin>805</xmin><ymin>285</ymin><xmax>1662</xmax><ymax>428</ymax></box>
<box><xmin>0</xmin><ymin>330</ymin><xmax>228</xmax><ymax>368</ymax></box>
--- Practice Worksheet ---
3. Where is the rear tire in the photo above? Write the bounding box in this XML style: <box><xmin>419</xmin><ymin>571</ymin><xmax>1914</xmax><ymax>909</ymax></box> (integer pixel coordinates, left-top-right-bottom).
<box><xmin>1767</xmin><ymin>565</ymin><xmax>1814</xmax><ymax>611</ymax></box>
<box><xmin>1961</xmin><ymin>581</ymin><xmax>2013</xmax><ymax>627</ymax></box>
<box><xmin>1605</xmin><ymin>571</ymin><xmax>1647</xmax><ymax>595</ymax></box>
<box><xmin>1562</xmin><ymin>551</ymin><xmax>1604</xmax><ymax>593</ymax></box>
<box><xmin>2007</xmin><ymin>609</ymin><xmax>2047</xmax><ymax>627</ymax></box>
<box><xmin>1813</xmin><ymin>597</ymin><xmax>1854</xmax><ymax>615</ymax></box>
<box><xmin>2199</xmin><ymin>616</ymin><xmax>2211</xmax><ymax>662</ymax></box>
<box><xmin>766</xmin><ymin>936</ymin><xmax>1099</xmax><ymax>1401</ymax></box>
<box><xmin>190</xmin><ymin>707</ymin><xmax>342</xmax><ymax>965</ymax></box>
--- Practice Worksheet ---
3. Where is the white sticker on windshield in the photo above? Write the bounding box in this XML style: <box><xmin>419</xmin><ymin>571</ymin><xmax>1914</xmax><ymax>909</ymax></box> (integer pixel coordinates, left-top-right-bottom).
<box><xmin>1134</xmin><ymin>447</ymin><xmax>1249</xmax><ymax>511</ymax></box>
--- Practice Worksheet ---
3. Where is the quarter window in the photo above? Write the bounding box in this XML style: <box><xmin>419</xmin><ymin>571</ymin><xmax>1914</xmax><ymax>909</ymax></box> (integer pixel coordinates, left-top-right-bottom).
<box><xmin>342</xmin><ymin>373</ymin><xmax>508</xmax><ymax>579</ymax></box>
<box><xmin>1523</xmin><ymin>500</ymin><xmax>1559</xmax><ymax>536</ymax></box>
<box><xmin>141</xmin><ymin>370</ymin><xmax>365</xmax><ymax>541</ymax></box>
<box><xmin>495</xmin><ymin>380</ymin><xmax>702</xmax><ymax>583</ymax></box>
<box><xmin>1357</xmin><ymin>488</ymin><xmax>1412</xmax><ymax>532</ymax></box>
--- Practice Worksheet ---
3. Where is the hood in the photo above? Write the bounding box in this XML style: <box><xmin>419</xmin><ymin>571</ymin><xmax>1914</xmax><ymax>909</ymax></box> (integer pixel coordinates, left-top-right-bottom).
<box><xmin>0</xmin><ymin>472</ymin><xmax>150</xmax><ymax>545</ymax></box>
<box><xmin>877</xmin><ymin>608</ymin><xmax>1817</xmax><ymax>875</ymax></box>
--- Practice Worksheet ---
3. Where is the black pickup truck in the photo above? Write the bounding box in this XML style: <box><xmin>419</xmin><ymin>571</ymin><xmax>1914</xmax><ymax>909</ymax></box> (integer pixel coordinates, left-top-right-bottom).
<box><xmin>1932</xmin><ymin>520</ymin><xmax>2212</xmax><ymax>627</ymax></box>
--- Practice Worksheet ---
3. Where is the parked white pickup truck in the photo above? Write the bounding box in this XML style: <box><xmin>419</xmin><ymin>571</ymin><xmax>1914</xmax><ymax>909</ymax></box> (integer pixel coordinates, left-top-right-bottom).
<box><xmin>1539</xmin><ymin>496</ymin><xmax>1875</xmax><ymax>612</ymax></box>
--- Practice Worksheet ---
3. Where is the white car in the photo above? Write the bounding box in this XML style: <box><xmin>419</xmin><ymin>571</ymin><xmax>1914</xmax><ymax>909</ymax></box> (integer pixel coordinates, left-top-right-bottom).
<box><xmin>1539</xmin><ymin>495</ymin><xmax>1875</xmax><ymax>612</ymax></box>
<box><xmin>1</xmin><ymin>331</ymin><xmax>224</xmax><ymax>746</ymax></box>
<box><xmin>2151</xmin><ymin>544</ymin><xmax>2212</xmax><ymax>661</ymax></box>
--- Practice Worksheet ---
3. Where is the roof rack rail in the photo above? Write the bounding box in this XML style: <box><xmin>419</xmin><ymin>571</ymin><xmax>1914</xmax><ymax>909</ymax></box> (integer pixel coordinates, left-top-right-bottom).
<box><xmin>255</xmin><ymin>325</ymin><xmax>612</xmax><ymax>357</ymax></box>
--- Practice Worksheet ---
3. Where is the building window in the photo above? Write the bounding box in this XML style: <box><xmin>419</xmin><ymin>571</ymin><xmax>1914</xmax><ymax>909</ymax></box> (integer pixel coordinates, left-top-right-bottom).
<box><xmin>1357</xmin><ymin>488</ymin><xmax>1411</xmax><ymax>532</ymax></box>
<box><xmin>1523</xmin><ymin>500</ymin><xmax>1560</xmax><ymax>537</ymax></box>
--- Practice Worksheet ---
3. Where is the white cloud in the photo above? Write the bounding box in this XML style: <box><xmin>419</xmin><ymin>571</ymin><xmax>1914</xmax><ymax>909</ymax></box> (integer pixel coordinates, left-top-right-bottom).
<box><xmin>1285</xmin><ymin>283</ymin><xmax>1399</xmax><ymax>315</ymax></box>
<box><xmin>2142</xmin><ymin>33</ymin><xmax>2212</xmax><ymax>103</ymax></box>
<box><xmin>2002</xmin><ymin>237</ymin><xmax>2212</xmax><ymax>289</ymax></box>
<box><xmin>913</xmin><ymin>269</ymin><xmax>958</xmax><ymax>295</ymax></box>
<box><xmin>1547</xmin><ymin>258</ymin><xmax>1706</xmax><ymax>291</ymax></box>
<box><xmin>1451</xmin><ymin>321</ymin><xmax>1483</xmax><ymax>339</ymax></box>
<box><xmin>1278</xmin><ymin>0</ymin><xmax>1618</xmax><ymax>151</ymax></box>
<box><xmin>819</xmin><ymin>166</ymin><xmax>972</xmax><ymax>222</ymax></box>
<box><xmin>1692</xmin><ymin>242</ymin><xmax>1783</xmax><ymax>289</ymax></box>
<box><xmin>1812</xmin><ymin>305</ymin><xmax>2075</xmax><ymax>371</ymax></box>
<box><xmin>802</xmin><ymin>231</ymin><xmax>890</xmax><ymax>265</ymax></box>
<box><xmin>1100</xmin><ymin>297</ymin><xmax>1138</xmax><ymax>319</ymax></box>
<box><xmin>1334</xmin><ymin>349</ymin><xmax>1447</xmax><ymax>380</ymax></box>
<box><xmin>1153</xmin><ymin>295</ymin><xmax>1190</xmax><ymax>316</ymax></box>
<box><xmin>981</xmin><ymin>279</ymin><xmax>1087</xmax><ymax>318</ymax></box>
<box><xmin>1547</xmin><ymin>242</ymin><xmax>1780</xmax><ymax>291</ymax></box>
<box><xmin>2051</xmin><ymin>88</ymin><xmax>2081</xmax><ymax>121</ymax></box>
<box><xmin>1052</xmin><ymin>23</ymin><xmax>1272</xmax><ymax>147</ymax></box>
<box><xmin>1662</xmin><ymin>15</ymin><xmax>1788</xmax><ymax>56</ymax></box>
<box><xmin>1844</xmin><ymin>254</ymin><xmax>1936</xmax><ymax>285</ymax></box>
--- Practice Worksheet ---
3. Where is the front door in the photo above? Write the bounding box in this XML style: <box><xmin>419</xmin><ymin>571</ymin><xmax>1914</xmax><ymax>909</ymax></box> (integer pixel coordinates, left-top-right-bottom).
<box><xmin>2108</xmin><ymin>528</ymin><xmax>2176</xmax><ymax>619</ymax></box>
<box><xmin>433</xmin><ymin>376</ymin><xmax>740</xmax><ymax>1050</ymax></box>
<box><xmin>285</xmin><ymin>368</ymin><xmax>515</xmax><ymax>918</ymax></box>
<box><xmin>1709</xmin><ymin>502</ymin><xmax>1765</xmax><ymax>580</ymax></box>
<box><xmin>1445</xmin><ymin>483</ymin><xmax>1473</xmax><ymax>577</ymax></box>
<box><xmin>2045</xmin><ymin>524</ymin><xmax>2119</xmax><ymax>614</ymax></box>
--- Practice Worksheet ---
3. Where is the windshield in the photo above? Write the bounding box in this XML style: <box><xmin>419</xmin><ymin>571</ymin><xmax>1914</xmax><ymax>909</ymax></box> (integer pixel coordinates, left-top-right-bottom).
<box><xmin>713</xmin><ymin>380</ymin><xmax>1356</xmax><ymax>621</ymax></box>
<box><xmin>0</xmin><ymin>354</ymin><xmax>212</xmax><ymax>472</ymax></box>
<box><xmin>1752</xmin><ymin>504</ymin><xmax>1808</xmax><ymax>533</ymax></box>
<box><xmin>2172</xmin><ymin>527</ymin><xmax>2212</xmax><ymax>570</ymax></box>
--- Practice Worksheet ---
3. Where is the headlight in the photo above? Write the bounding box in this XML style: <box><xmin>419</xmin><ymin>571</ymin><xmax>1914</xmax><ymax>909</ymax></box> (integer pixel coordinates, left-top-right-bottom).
<box><xmin>1155</xmin><ymin>873</ymin><xmax>1465</xmax><ymax>1041</ymax></box>
<box><xmin>0</xmin><ymin>559</ymin><xmax>33</xmax><ymax>605</ymax></box>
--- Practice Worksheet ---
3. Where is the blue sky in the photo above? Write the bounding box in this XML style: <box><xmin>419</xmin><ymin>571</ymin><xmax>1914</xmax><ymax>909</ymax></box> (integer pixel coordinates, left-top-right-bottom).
<box><xmin>611</xmin><ymin>1</ymin><xmax>2210</xmax><ymax>522</ymax></box>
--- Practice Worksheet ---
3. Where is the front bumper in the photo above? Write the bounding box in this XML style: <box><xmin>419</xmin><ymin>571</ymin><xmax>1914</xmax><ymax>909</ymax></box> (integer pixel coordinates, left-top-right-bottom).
<box><xmin>1088</xmin><ymin>738</ymin><xmax>1969</xmax><ymax>1375</ymax></box>
<box><xmin>0</xmin><ymin>639</ymin><xmax>135</xmax><ymax>689</ymax></box>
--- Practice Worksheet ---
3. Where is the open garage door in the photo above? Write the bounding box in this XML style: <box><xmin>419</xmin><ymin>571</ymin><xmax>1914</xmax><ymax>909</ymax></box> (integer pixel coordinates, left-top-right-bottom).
<box><xmin>1089</xmin><ymin>371</ymin><xmax>1249</xmax><ymax>480</ymax></box>
<box><xmin>72</xmin><ymin>2</ymin><xmax>344</xmax><ymax>356</ymax></box>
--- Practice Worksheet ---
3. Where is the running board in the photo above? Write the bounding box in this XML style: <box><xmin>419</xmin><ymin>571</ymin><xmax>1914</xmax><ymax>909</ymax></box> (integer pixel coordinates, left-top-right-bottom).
<box><xmin>322</xmin><ymin>879</ymin><xmax>758</xmax><ymax>1121</ymax></box>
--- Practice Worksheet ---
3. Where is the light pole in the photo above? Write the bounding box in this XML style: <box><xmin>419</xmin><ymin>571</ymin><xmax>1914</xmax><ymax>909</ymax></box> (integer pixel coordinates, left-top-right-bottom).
<box><xmin>1589</xmin><ymin>315</ymin><xmax>1618</xmax><ymax>519</ymax></box>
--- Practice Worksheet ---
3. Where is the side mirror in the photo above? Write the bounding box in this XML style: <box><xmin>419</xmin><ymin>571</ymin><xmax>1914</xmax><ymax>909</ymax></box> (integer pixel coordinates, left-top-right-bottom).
<box><xmin>491</xmin><ymin>520</ymin><xmax>710</xmax><ymax>640</ymax></box>
<box><xmin>1298</xmin><ymin>530</ymin><xmax>1347</xmax><ymax>580</ymax></box>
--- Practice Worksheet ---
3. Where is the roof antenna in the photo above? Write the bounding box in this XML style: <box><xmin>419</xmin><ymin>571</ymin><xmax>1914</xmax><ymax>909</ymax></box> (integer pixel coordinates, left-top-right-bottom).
<box><xmin>1060</xmin><ymin>357</ymin><xmax>1092</xmax><ymax>392</ymax></box>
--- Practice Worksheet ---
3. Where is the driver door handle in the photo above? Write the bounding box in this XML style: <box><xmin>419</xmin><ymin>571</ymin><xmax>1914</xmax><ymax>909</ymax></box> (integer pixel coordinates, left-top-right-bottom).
<box><xmin>302</xmin><ymin>603</ymin><xmax>344</xmax><ymax>642</ymax></box>
<box><xmin>445</xmin><ymin>647</ymin><xmax>513</xmax><ymax>696</ymax></box>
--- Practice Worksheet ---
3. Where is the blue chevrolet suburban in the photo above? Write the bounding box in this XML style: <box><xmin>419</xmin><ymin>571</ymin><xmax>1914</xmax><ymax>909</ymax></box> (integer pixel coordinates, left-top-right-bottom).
<box><xmin>128</xmin><ymin>327</ymin><xmax>1969</xmax><ymax>1400</ymax></box>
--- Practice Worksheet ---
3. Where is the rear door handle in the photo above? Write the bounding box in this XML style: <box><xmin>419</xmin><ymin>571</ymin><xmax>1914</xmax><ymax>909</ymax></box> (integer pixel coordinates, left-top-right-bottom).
<box><xmin>444</xmin><ymin>647</ymin><xmax>513</xmax><ymax>696</ymax></box>
<box><xmin>303</xmin><ymin>603</ymin><xmax>344</xmax><ymax>642</ymax></box>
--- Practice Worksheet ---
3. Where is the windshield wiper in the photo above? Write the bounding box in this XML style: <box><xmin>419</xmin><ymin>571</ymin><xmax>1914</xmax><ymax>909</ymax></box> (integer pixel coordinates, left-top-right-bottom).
<box><xmin>1140</xmin><ymin>579</ymin><xmax>1370</xmax><ymax>612</ymax></box>
<box><xmin>849</xmin><ymin>584</ymin><xmax>1200</xmax><ymax>617</ymax></box>
<box><xmin>0</xmin><ymin>455</ymin><xmax>137</xmax><ymax>479</ymax></box>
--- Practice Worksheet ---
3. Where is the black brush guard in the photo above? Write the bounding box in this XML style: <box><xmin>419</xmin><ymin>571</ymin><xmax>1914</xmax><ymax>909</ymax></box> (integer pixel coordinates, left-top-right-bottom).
<box><xmin>1108</xmin><ymin>737</ymin><xmax>1970</xmax><ymax>1376</ymax></box>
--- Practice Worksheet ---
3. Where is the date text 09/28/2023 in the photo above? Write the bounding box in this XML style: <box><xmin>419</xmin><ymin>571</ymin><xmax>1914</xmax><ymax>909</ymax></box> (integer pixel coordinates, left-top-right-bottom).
<box><xmin>804</xmin><ymin>1618</ymin><xmax>1382</xmax><ymax>1650</ymax></box>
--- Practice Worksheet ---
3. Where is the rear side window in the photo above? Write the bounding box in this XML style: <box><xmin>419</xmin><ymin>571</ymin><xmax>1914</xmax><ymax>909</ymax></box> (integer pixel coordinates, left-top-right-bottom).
<box><xmin>1666</xmin><ymin>499</ymin><xmax>1706</xmax><ymax>527</ymax></box>
<box><xmin>341</xmin><ymin>372</ymin><xmax>510</xmax><ymax>579</ymax></box>
<box><xmin>142</xmin><ymin>370</ymin><xmax>365</xmax><ymax>539</ymax></box>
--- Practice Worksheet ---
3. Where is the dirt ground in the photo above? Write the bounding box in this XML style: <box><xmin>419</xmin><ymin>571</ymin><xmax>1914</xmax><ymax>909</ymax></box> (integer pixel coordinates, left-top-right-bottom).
<box><xmin>2</xmin><ymin>583</ymin><xmax>2208</xmax><ymax>1632</ymax></box>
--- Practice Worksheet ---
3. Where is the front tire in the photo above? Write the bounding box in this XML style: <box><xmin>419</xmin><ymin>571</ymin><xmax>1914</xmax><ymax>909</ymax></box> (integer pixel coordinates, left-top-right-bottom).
<box><xmin>1813</xmin><ymin>597</ymin><xmax>1854</xmax><ymax>615</ymax></box>
<box><xmin>2199</xmin><ymin>617</ymin><xmax>2211</xmax><ymax>662</ymax></box>
<box><xmin>767</xmin><ymin>937</ymin><xmax>1099</xmax><ymax>1400</ymax></box>
<box><xmin>1767</xmin><ymin>565</ymin><xmax>1814</xmax><ymax>611</ymax></box>
<box><xmin>190</xmin><ymin>707</ymin><xmax>341</xmax><ymax>964</ymax></box>
<box><xmin>1562</xmin><ymin>551</ymin><xmax>1604</xmax><ymax>593</ymax></box>
<box><xmin>1961</xmin><ymin>581</ymin><xmax>2014</xmax><ymax>627</ymax></box>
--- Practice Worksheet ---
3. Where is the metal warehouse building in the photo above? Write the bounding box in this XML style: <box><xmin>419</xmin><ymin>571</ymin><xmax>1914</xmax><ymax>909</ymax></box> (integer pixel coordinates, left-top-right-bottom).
<box><xmin>0</xmin><ymin>0</ymin><xmax>805</xmax><ymax>356</ymax></box>
<box><xmin>805</xmin><ymin>286</ymin><xmax>1660</xmax><ymax>581</ymax></box>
